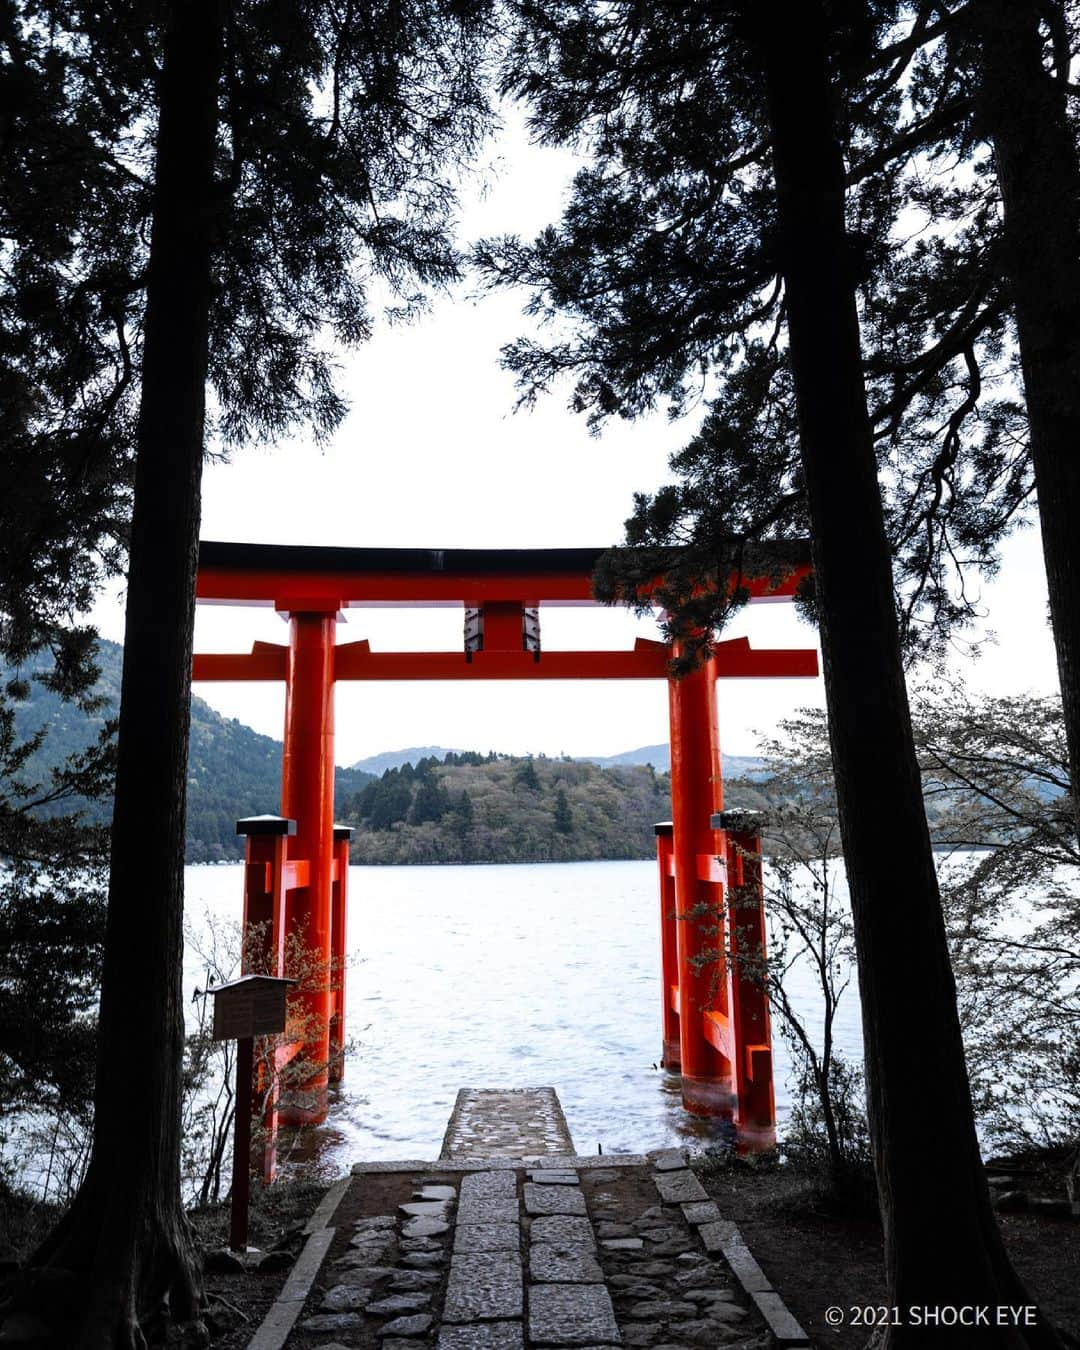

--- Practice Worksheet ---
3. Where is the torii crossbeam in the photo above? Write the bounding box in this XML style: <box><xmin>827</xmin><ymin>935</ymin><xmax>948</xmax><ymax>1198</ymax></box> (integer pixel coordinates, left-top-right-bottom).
<box><xmin>193</xmin><ymin>541</ymin><xmax>819</xmax><ymax>1164</ymax></box>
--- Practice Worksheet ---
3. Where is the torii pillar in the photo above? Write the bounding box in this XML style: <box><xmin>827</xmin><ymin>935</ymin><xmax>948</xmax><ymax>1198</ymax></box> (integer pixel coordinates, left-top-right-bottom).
<box><xmin>278</xmin><ymin>606</ymin><xmax>337</xmax><ymax>1124</ymax></box>
<box><xmin>667</xmin><ymin>645</ymin><xmax>732</xmax><ymax>1118</ymax></box>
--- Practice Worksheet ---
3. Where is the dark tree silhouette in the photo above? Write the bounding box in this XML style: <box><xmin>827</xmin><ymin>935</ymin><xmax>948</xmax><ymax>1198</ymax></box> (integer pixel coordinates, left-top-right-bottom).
<box><xmin>2</xmin><ymin>0</ymin><xmax>494</xmax><ymax>1342</ymax></box>
<box><xmin>483</xmin><ymin>2</ymin><xmax>1067</xmax><ymax>1340</ymax></box>
<box><xmin>514</xmin><ymin>756</ymin><xmax>541</xmax><ymax>791</ymax></box>
<box><xmin>552</xmin><ymin>786</ymin><xmax>573</xmax><ymax>835</ymax></box>
<box><xmin>964</xmin><ymin>0</ymin><xmax>1080</xmax><ymax>842</ymax></box>
<box><xmin>758</xmin><ymin>9</ymin><xmax>1058</xmax><ymax>1340</ymax></box>
<box><xmin>1</xmin><ymin>5</ymin><xmax>145</xmax><ymax>1138</ymax></box>
<box><xmin>29</xmin><ymin>6</ymin><xmax>225</xmax><ymax>1342</ymax></box>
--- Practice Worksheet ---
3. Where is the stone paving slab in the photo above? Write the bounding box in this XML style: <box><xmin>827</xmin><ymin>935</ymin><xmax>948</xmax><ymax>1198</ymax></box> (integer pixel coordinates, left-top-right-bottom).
<box><xmin>459</xmin><ymin>1198</ymin><xmax>520</xmax><ymax>1224</ymax></box>
<box><xmin>650</xmin><ymin>1169</ymin><xmax>708</xmax><ymax>1205</ymax></box>
<box><xmin>366</xmin><ymin>1291</ymin><xmax>432</xmax><ymax>1315</ymax></box>
<box><xmin>528</xmin><ymin>1283</ymin><xmax>620</xmax><ymax>1346</ymax></box>
<box><xmin>529</xmin><ymin>1215</ymin><xmax>596</xmax><ymax>1248</ymax></box>
<box><xmin>302</xmin><ymin>1175</ymin><xmax>351</xmax><ymax>1234</ymax></box>
<box><xmin>390</xmin><ymin>1269</ymin><xmax>441</xmax><ymax>1290</ymax></box>
<box><xmin>383</xmin><ymin>1311</ymin><xmax>436</xmax><ymax>1336</ymax></box>
<box><xmin>649</xmin><ymin>1149</ymin><xmax>688</xmax><ymax>1172</ymax></box>
<box><xmin>444</xmin><ymin>1250</ymin><xmax>524</xmax><ymax>1323</ymax></box>
<box><xmin>529</xmin><ymin>1243</ymin><xmax>605</xmax><ymax>1284</ymax></box>
<box><xmin>696</xmin><ymin>1218</ymin><xmax>738</xmax><ymax>1252</ymax></box>
<box><xmin>749</xmin><ymin>1290</ymin><xmax>811</xmax><ymax>1346</ymax></box>
<box><xmin>715</xmin><ymin>1234</ymin><xmax>771</xmax><ymax>1293</ymax></box>
<box><xmin>462</xmin><ymin>1170</ymin><xmax>519</xmax><ymax>1199</ymax></box>
<box><xmin>320</xmin><ymin>1283</ymin><xmax>374</xmax><ymax>1311</ymax></box>
<box><xmin>403</xmin><ymin>1214</ymin><xmax>451</xmax><ymax>1238</ymax></box>
<box><xmin>455</xmin><ymin>1222</ymin><xmax>522</xmax><ymax>1253</ymax></box>
<box><xmin>531</xmin><ymin>1155</ymin><xmax>648</xmax><ymax>1170</ymax></box>
<box><xmin>438</xmin><ymin>1323</ymin><xmax>526</xmax><ymax>1350</ymax></box>
<box><xmin>680</xmin><ymin>1201</ymin><xmax>722</xmax><ymax>1226</ymax></box>
<box><xmin>401</xmin><ymin>1199</ymin><xmax>452</xmax><ymax>1217</ymax></box>
<box><xmin>524</xmin><ymin>1183</ymin><xmax>587</xmax><ymax>1216</ymax></box>
<box><xmin>296</xmin><ymin>1310</ymin><xmax>363</xmax><ymax>1334</ymax></box>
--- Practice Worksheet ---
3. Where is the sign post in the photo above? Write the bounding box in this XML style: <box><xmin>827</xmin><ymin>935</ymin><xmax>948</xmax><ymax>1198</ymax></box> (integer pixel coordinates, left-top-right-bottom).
<box><xmin>205</xmin><ymin>974</ymin><xmax>296</xmax><ymax>1251</ymax></box>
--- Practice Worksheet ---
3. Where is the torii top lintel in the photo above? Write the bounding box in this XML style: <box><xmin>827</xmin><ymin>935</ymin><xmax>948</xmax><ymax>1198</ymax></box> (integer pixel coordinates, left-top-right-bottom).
<box><xmin>193</xmin><ymin>540</ymin><xmax>818</xmax><ymax>683</ymax></box>
<box><xmin>196</xmin><ymin>540</ymin><xmax>810</xmax><ymax>609</ymax></box>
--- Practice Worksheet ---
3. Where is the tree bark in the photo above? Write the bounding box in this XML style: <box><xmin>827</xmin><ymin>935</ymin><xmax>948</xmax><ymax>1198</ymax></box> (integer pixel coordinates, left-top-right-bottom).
<box><xmin>755</xmin><ymin>3</ymin><xmax>1064</xmax><ymax>1344</ymax></box>
<box><xmin>26</xmin><ymin>2</ymin><xmax>223</xmax><ymax>1345</ymax></box>
<box><xmin>969</xmin><ymin>0</ymin><xmax>1080</xmax><ymax>846</ymax></box>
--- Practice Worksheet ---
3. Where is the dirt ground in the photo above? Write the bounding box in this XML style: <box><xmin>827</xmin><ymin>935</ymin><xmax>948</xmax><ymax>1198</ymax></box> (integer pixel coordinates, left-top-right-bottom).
<box><xmin>696</xmin><ymin>1150</ymin><xmax>1080</xmax><ymax>1350</ymax></box>
<box><xmin>188</xmin><ymin>1178</ymin><xmax>329</xmax><ymax>1347</ymax></box>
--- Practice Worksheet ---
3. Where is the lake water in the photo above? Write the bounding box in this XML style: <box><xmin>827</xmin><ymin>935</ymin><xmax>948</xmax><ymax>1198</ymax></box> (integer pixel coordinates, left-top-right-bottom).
<box><xmin>183</xmin><ymin>859</ymin><xmax>864</xmax><ymax>1175</ymax></box>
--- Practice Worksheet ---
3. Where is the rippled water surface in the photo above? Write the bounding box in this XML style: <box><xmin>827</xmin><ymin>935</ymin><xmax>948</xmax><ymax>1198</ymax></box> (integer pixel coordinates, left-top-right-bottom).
<box><xmin>184</xmin><ymin>860</ymin><xmax>864</xmax><ymax>1171</ymax></box>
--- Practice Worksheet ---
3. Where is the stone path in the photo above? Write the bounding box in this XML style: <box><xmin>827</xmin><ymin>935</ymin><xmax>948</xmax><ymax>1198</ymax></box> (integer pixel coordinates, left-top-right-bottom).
<box><xmin>440</xmin><ymin>1089</ymin><xmax>574</xmax><ymax>1161</ymax></box>
<box><xmin>252</xmin><ymin>1092</ymin><xmax>808</xmax><ymax>1350</ymax></box>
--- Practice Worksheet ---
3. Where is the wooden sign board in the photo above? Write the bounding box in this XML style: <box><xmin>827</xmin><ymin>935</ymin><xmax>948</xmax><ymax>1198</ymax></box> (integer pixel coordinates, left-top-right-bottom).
<box><xmin>210</xmin><ymin>975</ymin><xmax>295</xmax><ymax>1041</ymax></box>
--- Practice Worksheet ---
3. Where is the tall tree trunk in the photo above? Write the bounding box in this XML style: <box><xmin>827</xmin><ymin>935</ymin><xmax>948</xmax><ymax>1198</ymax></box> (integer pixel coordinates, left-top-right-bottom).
<box><xmin>969</xmin><ymin>0</ymin><xmax>1080</xmax><ymax>845</ymax></box>
<box><xmin>755</xmin><ymin>4</ymin><xmax>1064</xmax><ymax>1344</ymax></box>
<box><xmin>25</xmin><ymin>3</ymin><xmax>223</xmax><ymax>1346</ymax></box>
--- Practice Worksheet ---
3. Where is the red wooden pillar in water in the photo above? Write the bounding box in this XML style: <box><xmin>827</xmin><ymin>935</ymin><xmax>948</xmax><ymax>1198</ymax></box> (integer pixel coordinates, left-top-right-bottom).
<box><xmin>667</xmin><ymin>646</ymin><xmax>734</xmax><ymax>1117</ymax></box>
<box><xmin>715</xmin><ymin>810</ymin><xmax>776</xmax><ymax>1152</ymax></box>
<box><xmin>654</xmin><ymin>823</ymin><xmax>680</xmax><ymax>1070</ymax></box>
<box><xmin>329</xmin><ymin>824</ymin><xmax>353</xmax><ymax>1083</ymax></box>
<box><xmin>236</xmin><ymin>814</ymin><xmax>294</xmax><ymax>1180</ymax></box>
<box><xmin>237</xmin><ymin>814</ymin><xmax>294</xmax><ymax>975</ymax></box>
<box><xmin>279</xmin><ymin>607</ymin><xmax>337</xmax><ymax>1124</ymax></box>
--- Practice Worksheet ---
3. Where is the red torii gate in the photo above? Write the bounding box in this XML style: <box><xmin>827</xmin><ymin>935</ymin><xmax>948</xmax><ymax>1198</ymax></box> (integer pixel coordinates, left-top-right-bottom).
<box><xmin>193</xmin><ymin>541</ymin><xmax>818</xmax><ymax>1165</ymax></box>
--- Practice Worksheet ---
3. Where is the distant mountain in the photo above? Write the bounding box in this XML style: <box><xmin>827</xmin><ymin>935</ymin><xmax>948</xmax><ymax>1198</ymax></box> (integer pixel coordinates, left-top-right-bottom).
<box><xmin>580</xmin><ymin>743</ymin><xmax>669</xmax><ymax>769</ymax></box>
<box><xmin>349</xmin><ymin>746</ymin><xmax>464</xmax><ymax>775</ymax></box>
<box><xmin>580</xmin><ymin>743</ymin><xmax>767</xmax><ymax>780</ymax></box>
<box><xmin>6</xmin><ymin>640</ymin><xmax>374</xmax><ymax>863</ymax></box>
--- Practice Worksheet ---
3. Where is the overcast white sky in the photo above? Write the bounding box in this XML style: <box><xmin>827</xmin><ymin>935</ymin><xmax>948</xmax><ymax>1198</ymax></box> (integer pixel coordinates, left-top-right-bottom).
<box><xmin>92</xmin><ymin>118</ymin><xmax>1061</xmax><ymax>766</ymax></box>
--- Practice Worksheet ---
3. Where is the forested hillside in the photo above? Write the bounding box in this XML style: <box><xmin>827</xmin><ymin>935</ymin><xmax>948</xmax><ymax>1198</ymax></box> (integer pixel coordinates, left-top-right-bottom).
<box><xmin>341</xmin><ymin>751</ymin><xmax>780</xmax><ymax>864</ymax></box>
<box><xmin>6</xmin><ymin>640</ymin><xmax>373</xmax><ymax>861</ymax></box>
<box><xmin>340</xmin><ymin>752</ymin><xmax>672</xmax><ymax>863</ymax></box>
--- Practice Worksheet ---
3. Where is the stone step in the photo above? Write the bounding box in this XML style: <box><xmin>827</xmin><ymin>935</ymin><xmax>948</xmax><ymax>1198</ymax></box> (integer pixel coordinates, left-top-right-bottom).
<box><xmin>440</xmin><ymin>1086</ymin><xmax>575</xmax><ymax>1160</ymax></box>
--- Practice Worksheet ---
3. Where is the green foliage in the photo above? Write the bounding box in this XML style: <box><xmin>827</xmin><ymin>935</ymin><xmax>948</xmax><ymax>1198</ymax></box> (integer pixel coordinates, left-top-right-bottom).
<box><xmin>0</xmin><ymin>664</ymin><xmax>111</xmax><ymax>1195</ymax></box>
<box><xmin>0</xmin><ymin>862</ymin><xmax>104</xmax><ymax>1141</ymax></box>
<box><xmin>552</xmin><ymin>785</ymin><xmax>574</xmax><ymax>835</ymax></box>
<box><xmin>344</xmin><ymin>751</ymin><xmax>675</xmax><ymax>864</ymax></box>
<box><xmin>410</xmin><ymin>772</ymin><xmax>452</xmax><ymax>825</ymax></box>
<box><xmin>0</xmin><ymin>661</ymin><xmax>111</xmax><ymax>1129</ymax></box>
<box><xmin>513</xmin><ymin>756</ymin><xmax>541</xmax><ymax>792</ymax></box>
